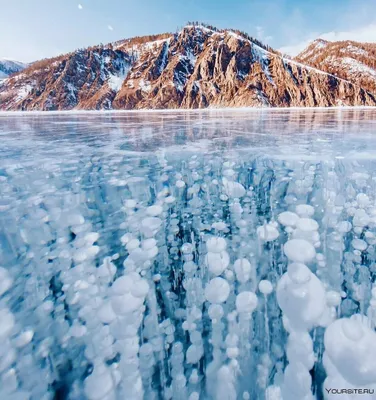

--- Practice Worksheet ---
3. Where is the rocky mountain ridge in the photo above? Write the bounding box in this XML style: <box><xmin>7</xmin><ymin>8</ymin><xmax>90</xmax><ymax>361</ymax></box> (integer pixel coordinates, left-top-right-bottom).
<box><xmin>296</xmin><ymin>39</ymin><xmax>376</xmax><ymax>94</ymax></box>
<box><xmin>0</xmin><ymin>59</ymin><xmax>28</xmax><ymax>80</ymax></box>
<box><xmin>1</xmin><ymin>24</ymin><xmax>375</xmax><ymax>110</ymax></box>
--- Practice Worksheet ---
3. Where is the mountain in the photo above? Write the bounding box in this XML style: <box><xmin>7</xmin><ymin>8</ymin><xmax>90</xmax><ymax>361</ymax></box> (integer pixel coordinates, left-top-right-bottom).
<box><xmin>0</xmin><ymin>59</ymin><xmax>28</xmax><ymax>80</ymax></box>
<box><xmin>1</xmin><ymin>24</ymin><xmax>375</xmax><ymax>111</ymax></box>
<box><xmin>296</xmin><ymin>39</ymin><xmax>376</xmax><ymax>94</ymax></box>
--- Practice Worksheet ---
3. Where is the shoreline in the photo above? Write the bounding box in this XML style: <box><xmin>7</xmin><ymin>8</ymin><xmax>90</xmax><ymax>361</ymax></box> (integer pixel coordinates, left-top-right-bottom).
<box><xmin>1</xmin><ymin>105</ymin><xmax>376</xmax><ymax>116</ymax></box>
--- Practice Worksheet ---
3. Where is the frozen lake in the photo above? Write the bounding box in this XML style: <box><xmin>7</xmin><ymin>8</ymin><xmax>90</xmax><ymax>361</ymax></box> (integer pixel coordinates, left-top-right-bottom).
<box><xmin>1</xmin><ymin>108</ymin><xmax>376</xmax><ymax>400</ymax></box>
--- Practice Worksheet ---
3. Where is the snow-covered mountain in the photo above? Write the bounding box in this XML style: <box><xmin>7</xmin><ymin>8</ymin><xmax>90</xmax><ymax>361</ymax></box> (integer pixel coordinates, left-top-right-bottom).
<box><xmin>0</xmin><ymin>58</ymin><xmax>28</xmax><ymax>80</ymax></box>
<box><xmin>1</xmin><ymin>24</ymin><xmax>375</xmax><ymax>110</ymax></box>
<box><xmin>296</xmin><ymin>39</ymin><xmax>376</xmax><ymax>94</ymax></box>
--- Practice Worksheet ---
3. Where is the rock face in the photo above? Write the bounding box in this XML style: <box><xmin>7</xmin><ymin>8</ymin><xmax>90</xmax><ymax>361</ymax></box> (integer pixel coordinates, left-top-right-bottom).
<box><xmin>296</xmin><ymin>39</ymin><xmax>376</xmax><ymax>94</ymax></box>
<box><xmin>1</xmin><ymin>25</ymin><xmax>375</xmax><ymax>111</ymax></box>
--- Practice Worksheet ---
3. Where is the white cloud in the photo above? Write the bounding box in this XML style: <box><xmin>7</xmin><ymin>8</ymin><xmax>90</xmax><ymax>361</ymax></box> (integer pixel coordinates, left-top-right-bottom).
<box><xmin>108</xmin><ymin>25</ymin><xmax>114</xmax><ymax>31</ymax></box>
<box><xmin>279</xmin><ymin>23</ymin><xmax>376</xmax><ymax>56</ymax></box>
<box><xmin>78</xmin><ymin>4</ymin><xmax>83</xmax><ymax>10</ymax></box>
<box><xmin>255</xmin><ymin>26</ymin><xmax>273</xmax><ymax>44</ymax></box>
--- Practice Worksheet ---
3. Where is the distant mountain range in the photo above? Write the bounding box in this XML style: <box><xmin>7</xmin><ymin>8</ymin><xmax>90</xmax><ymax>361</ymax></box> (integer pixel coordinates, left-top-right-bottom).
<box><xmin>1</xmin><ymin>24</ymin><xmax>376</xmax><ymax>110</ymax></box>
<box><xmin>0</xmin><ymin>59</ymin><xmax>28</xmax><ymax>80</ymax></box>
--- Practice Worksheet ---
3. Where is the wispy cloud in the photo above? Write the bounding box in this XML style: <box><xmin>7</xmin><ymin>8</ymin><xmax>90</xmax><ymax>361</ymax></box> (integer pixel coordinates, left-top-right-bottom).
<box><xmin>255</xmin><ymin>26</ymin><xmax>273</xmax><ymax>44</ymax></box>
<box><xmin>78</xmin><ymin>4</ymin><xmax>83</xmax><ymax>10</ymax></box>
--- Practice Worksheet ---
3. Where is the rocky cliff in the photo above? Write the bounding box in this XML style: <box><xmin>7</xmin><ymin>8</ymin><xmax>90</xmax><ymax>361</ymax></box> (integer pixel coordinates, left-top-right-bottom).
<box><xmin>296</xmin><ymin>39</ymin><xmax>376</xmax><ymax>94</ymax></box>
<box><xmin>1</xmin><ymin>25</ymin><xmax>375</xmax><ymax>110</ymax></box>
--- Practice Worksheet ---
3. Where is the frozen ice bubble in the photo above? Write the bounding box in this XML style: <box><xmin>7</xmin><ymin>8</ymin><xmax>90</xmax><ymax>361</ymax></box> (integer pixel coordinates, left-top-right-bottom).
<box><xmin>14</xmin><ymin>330</ymin><xmax>34</xmax><ymax>348</ymax></box>
<box><xmin>341</xmin><ymin>317</ymin><xmax>364</xmax><ymax>341</ymax></box>
<box><xmin>141</xmin><ymin>238</ymin><xmax>157</xmax><ymax>250</ymax></box>
<box><xmin>225</xmin><ymin>270</ymin><xmax>234</xmax><ymax>281</ymax></box>
<box><xmin>205</xmin><ymin>278</ymin><xmax>230</xmax><ymax>304</ymax></box>
<box><xmin>265</xmin><ymin>385</ymin><xmax>282</xmax><ymax>400</ymax></box>
<box><xmin>278</xmin><ymin>211</ymin><xmax>300</xmax><ymax>227</ymax></box>
<box><xmin>141</xmin><ymin>217</ymin><xmax>162</xmax><ymax>231</ymax></box>
<box><xmin>295</xmin><ymin>204</ymin><xmax>315</xmax><ymax>218</ymax></box>
<box><xmin>69</xmin><ymin>323</ymin><xmax>88</xmax><ymax>338</ymax></box>
<box><xmin>226</xmin><ymin>347</ymin><xmax>239</xmax><ymax>358</ymax></box>
<box><xmin>111</xmin><ymin>292</ymin><xmax>144</xmax><ymax>315</ymax></box>
<box><xmin>73</xmin><ymin>245</ymin><xmax>100</xmax><ymax>263</ymax></box>
<box><xmin>111</xmin><ymin>275</ymin><xmax>134</xmax><ymax>295</ymax></box>
<box><xmin>131</xmin><ymin>279</ymin><xmax>149</xmax><ymax>298</ymax></box>
<box><xmin>212</xmin><ymin>221</ymin><xmax>228</xmax><ymax>231</ymax></box>
<box><xmin>236</xmin><ymin>291</ymin><xmax>258</xmax><ymax>313</ymax></box>
<box><xmin>296</xmin><ymin>218</ymin><xmax>319</xmax><ymax>232</ymax></box>
<box><xmin>126</xmin><ymin>239</ymin><xmax>140</xmax><ymax>252</ymax></box>
<box><xmin>326</xmin><ymin>291</ymin><xmax>341</xmax><ymax>307</ymax></box>
<box><xmin>189</xmin><ymin>370</ymin><xmax>199</xmax><ymax>384</ymax></box>
<box><xmin>146</xmin><ymin>205</ymin><xmax>163</xmax><ymax>216</ymax></box>
<box><xmin>144</xmin><ymin>246</ymin><xmax>159</xmax><ymax>260</ymax></box>
<box><xmin>84</xmin><ymin>232</ymin><xmax>100</xmax><ymax>245</ymax></box>
<box><xmin>287</xmin><ymin>263</ymin><xmax>311</xmax><ymax>284</ymax></box>
<box><xmin>337</xmin><ymin>221</ymin><xmax>352</xmax><ymax>233</ymax></box>
<box><xmin>165</xmin><ymin>196</ymin><xmax>176</xmax><ymax>204</ymax></box>
<box><xmin>124</xmin><ymin>199</ymin><xmax>137</xmax><ymax>208</ymax></box>
<box><xmin>223</xmin><ymin>168</ymin><xmax>236</xmax><ymax>178</ymax></box>
<box><xmin>176</xmin><ymin>180</ymin><xmax>186</xmax><ymax>188</ymax></box>
<box><xmin>97</xmin><ymin>301</ymin><xmax>117</xmax><ymax>324</ymax></box>
<box><xmin>353</xmin><ymin>209</ymin><xmax>370</xmax><ymax>227</ymax></box>
<box><xmin>208</xmin><ymin>304</ymin><xmax>224</xmax><ymax>320</ymax></box>
<box><xmin>257</xmin><ymin>224</ymin><xmax>280</xmax><ymax>242</ymax></box>
<box><xmin>351</xmin><ymin>239</ymin><xmax>367</xmax><ymax>251</ymax></box>
<box><xmin>284</xmin><ymin>239</ymin><xmax>316</xmax><ymax>263</ymax></box>
<box><xmin>186</xmin><ymin>344</ymin><xmax>203</xmax><ymax>364</ymax></box>
<box><xmin>181</xmin><ymin>243</ymin><xmax>194</xmax><ymax>254</ymax></box>
<box><xmin>225</xmin><ymin>333</ymin><xmax>239</xmax><ymax>347</ymax></box>
<box><xmin>206</xmin><ymin>237</ymin><xmax>227</xmax><ymax>253</ymax></box>
<box><xmin>66</xmin><ymin>213</ymin><xmax>85</xmax><ymax>226</ymax></box>
<box><xmin>120</xmin><ymin>233</ymin><xmax>133</xmax><ymax>245</ymax></box>
<box><xmin>222</xmin><ymin>179</ymin><xmax>246</xmax><ymax>198</ymax></box>
<box><xmin>278</xmin><ymin>263</ymin><xmax>326</xmax><ymax>330</ymax></box>
<box><xmin>205</xmin><ymin>251</ymin><xmax>230</xmax><ymax>276</ymax></box>
<box><xmin>234</xmin><ymin>258</ymin><xmax>252</xmax><ymax>283</ymax></box>
<box><xmin>259</xmin><ymin>280</ymin><xmax>273</xmax><ymax>295</ymax></box>
<box><xmin>356</xmin><ymin>193</ymin><xmax>370</xmax><ymax>207</ymax></box>
<box><xmin>84</xmin><ymin>364</ymin><xmax>115</xmax><ymax>400</ymax></box>
<box><xmin>324</xmin><ymin>315</ymin><xmax>376</xmax><ymax>386</ymax></box>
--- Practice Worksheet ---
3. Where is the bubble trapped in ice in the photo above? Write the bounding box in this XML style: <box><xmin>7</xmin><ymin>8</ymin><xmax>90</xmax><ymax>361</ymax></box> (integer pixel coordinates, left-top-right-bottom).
<box><xmin>2</xmin><ymin>110</ymin><xmax>376</xmax><ymax>399</ymax></box>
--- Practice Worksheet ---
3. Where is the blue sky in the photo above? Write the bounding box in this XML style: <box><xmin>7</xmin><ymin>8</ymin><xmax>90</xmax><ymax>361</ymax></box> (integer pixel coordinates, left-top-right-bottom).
<box><xmin>1</xmin><ymin>0</ymin><xmax>376</xmax><ymax>62</ymax></box>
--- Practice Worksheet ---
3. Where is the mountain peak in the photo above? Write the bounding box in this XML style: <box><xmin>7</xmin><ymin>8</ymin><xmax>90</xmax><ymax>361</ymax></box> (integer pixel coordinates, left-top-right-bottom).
<box><xmin>312</xmin><ymin>38</ymin><xmax>330</xmax><ymax>46</ymax></box>
<box><xmin>1</xmin><ymin>27</ymin><xmax>375</xmax><ymax>110</ymax></box>
<box><xmin>296</xmin><ymin>38</ymin><xmax>376</xmax><ymax>93</ymax></box>
<box><xmin>0</xmin><ymin>58</ymin><xmax>28</xmax><ymax>80</ymax></box>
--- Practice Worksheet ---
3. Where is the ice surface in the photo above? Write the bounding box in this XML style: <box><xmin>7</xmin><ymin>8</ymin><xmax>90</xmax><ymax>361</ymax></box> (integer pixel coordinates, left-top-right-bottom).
<box><xmin>1</xmin><ymin>108</ymin><xmax>376</xmax><ymax>399</ymax></box>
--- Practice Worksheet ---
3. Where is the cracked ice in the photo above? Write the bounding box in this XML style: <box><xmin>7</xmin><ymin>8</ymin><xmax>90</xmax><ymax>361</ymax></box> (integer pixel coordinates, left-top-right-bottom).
<box><xmin>1</xmin><ymin>110</ymin><xmax>376</xmax><ymax>400</ymax></box>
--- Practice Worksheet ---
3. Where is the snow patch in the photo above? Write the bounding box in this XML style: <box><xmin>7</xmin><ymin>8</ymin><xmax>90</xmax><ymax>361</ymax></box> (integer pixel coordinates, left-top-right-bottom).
<box><xmin>139</xmin><ymin>79</ymin><xmax>151</xmax><ymax>92</ymax></box>
<box><xmin>338</xmin><ymin>57</ymin><xmax>376</xmax><ymax>78</ymax></box>
<box><xmin>15</xmin><ymin>84</ymin><xmax>33</xmax><ymax>102</ymax></box>
<box><xmin>108</xmin><ymin>65</ymin><xmax>131</xmax><ymax>92</ymax></box>
<box><xmin>341</xmin><ymin>45</ymin><xmax>368</xmax><ymax>57</ymax></box>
